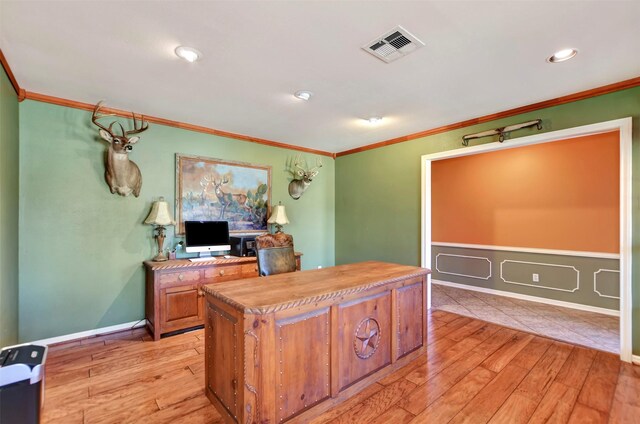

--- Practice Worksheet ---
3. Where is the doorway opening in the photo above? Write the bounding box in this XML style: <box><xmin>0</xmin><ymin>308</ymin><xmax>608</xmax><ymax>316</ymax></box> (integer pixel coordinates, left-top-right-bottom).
<box><xmin>421</xmin><ymin>118</ymin><xmax>632</xmax><ymax>362</ymax></box>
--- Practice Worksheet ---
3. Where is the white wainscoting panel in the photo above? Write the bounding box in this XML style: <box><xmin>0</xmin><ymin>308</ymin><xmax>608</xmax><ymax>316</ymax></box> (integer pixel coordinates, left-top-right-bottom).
<box><xmin>435</xmin><ymin>253</ymin><xmax>492</xmax><ymax>280</ymax></box>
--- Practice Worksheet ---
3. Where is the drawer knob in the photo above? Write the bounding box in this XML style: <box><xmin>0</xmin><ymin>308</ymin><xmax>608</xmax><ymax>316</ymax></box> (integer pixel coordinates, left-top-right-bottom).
<box><xmin>198</xmin><ymin>290</ymin><xmax>205</xmax><ymax>298</ymax></box>
<box><xmin>254</xmin><ymin>266</ymin><xmax>258</xmax><ymax>272</ymax></box>
<box><xmin>178</xmin><ymin>273</ymin><xmax>184</xmax><ymax>281</ymax></box>
<box><xmin>219</xmin><ymin>270</ymin><xmax>225</xmax><ymax>276</ymax></box>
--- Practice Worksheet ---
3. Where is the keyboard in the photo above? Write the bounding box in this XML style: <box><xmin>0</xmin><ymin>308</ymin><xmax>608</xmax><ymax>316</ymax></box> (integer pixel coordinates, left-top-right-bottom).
<box><xmin>188</xmin><ymin>257</ymin><xmax>216</xmax><ymax>263</ymax></box>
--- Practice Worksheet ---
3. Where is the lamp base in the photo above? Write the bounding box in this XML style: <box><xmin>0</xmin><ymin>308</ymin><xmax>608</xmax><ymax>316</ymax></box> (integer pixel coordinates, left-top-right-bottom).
<box><xmin>152</xmin><ymin>225</ymin><xmax>168</xmax><ymax>262</ymax></box>
<box><xmin>152</xmin><ymin>252</ymin><xmax>169</xmax><ymax>262</ymax></box>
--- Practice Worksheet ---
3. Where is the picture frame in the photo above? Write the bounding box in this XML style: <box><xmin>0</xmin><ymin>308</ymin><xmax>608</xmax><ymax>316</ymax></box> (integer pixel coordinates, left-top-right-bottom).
<box><xmin>175</xmin><ymin>154</ymin><xmax>271</xmax><ymax>235</ymax></box>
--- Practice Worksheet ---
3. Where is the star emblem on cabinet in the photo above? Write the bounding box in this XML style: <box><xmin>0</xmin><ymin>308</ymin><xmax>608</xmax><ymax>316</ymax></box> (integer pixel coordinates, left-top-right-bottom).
<box><xmin>353</xmin><ymin>317</ymin><xmax>381</xmax><ymax>359</ymax></box>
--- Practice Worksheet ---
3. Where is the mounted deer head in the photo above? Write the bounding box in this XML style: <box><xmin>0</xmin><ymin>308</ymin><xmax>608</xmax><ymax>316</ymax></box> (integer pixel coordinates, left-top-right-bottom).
<box><xmin>91</xmin><ymin>101</ymin><xmax>148</xmax><ymax>197</ymax></box>
<box><xmin>288</xmin><ymin>154</ymin><xmax>322</xmax><ymax>200</ymax></box>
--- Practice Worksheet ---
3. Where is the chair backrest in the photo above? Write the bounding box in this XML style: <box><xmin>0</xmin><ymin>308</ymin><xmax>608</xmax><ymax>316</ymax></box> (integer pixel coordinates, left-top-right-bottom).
<box><xmin>255</xmin><ymin>233</ymin><xmax>296</xmax><ymax>276</ymax></box>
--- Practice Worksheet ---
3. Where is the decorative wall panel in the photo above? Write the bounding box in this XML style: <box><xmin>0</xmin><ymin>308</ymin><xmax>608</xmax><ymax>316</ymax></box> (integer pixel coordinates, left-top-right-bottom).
<box><xmin>431</xmin><ymin>244</ymin><xmax>619</xmax><ymax>311</ymax></box>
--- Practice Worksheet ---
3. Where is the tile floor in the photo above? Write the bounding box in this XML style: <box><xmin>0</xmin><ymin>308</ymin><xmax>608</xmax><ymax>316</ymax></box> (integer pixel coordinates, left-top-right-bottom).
<box><xmin>431</xmin><ymin>283</ymin><xmax>620</xmax><ymax>354</ymax></box>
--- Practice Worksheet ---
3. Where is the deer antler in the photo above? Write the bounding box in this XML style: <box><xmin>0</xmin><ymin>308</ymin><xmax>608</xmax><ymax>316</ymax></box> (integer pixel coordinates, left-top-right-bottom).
<box><xmin>92</xmin><ymin>101</ymin><xmax>148</xmax><ymax>137</ymax></box>
<box><xmin>125</xmin><ymin>112</ymin><xmax>149</xmax><ymax>136</ymax></box>
<box><xmin>308</xmin><ymin>157</ymin><xmax>323</xmax><ymax>174</ymax></box>
<box><xmin>92</xmin><ymin>101</ymin><xmax>115</xmax><ymax>136</ymax></box>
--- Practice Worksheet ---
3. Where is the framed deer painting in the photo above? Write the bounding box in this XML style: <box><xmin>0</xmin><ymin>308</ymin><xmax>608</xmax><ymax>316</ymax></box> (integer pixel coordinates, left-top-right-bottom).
<box><xmin>175</xmin><ymin>154</ymin><xmax>271</xmax><ymax>235</ymax></box>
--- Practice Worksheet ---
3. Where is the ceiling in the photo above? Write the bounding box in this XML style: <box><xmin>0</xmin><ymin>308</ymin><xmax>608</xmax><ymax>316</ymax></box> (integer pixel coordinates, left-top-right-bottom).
<box><xmin>1</xmin><ymin>1</ymin><xmax>639</xmax><ymax>154</ymax></box>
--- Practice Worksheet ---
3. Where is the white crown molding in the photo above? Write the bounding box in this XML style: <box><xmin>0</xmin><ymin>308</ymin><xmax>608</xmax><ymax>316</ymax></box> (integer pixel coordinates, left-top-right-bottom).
<box><xmin>431</xmin><ymin>242</ymin><xmax>620</xmax><ymax>260</ymax></box>
<box><xmin>29</xmin><ymin>319</ymin><xmax>146</xmax><ymax>346</ymax></box>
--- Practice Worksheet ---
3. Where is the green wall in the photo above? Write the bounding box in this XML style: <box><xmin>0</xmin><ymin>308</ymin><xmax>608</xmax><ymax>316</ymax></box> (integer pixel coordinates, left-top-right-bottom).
<box><xmin>0</xmin><ymin>65</ymin><xmax>19</xmax><ymax>347</ymax></box>
<box><xmin>336</xmin><ymin>87</ymin><xmax>640</xmax><ymax>354</ymax></box>
<box><xmin>18</xmin><ymin>100</ymin><xmax>334</xmax><ymax>342</ymax></box>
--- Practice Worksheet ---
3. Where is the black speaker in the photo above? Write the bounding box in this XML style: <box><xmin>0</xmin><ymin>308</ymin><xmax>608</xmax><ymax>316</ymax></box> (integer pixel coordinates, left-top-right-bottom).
<box><xmin>230</xmin><ymin>236</ymin><xmax>257</xmax><ymax>257</ymax></box>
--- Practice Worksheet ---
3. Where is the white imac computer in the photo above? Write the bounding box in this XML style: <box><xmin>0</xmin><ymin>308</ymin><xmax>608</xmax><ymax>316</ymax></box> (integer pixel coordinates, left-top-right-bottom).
<box><xmin>184</xmin><ymin>221</ymin><xmax>231</xmax><ymax>261</ymax></box>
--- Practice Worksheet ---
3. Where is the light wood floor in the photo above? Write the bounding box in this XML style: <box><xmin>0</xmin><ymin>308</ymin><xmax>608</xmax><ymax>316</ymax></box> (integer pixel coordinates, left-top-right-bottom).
<box><xmin>43</xmin><ymin>310</ymin><xmax>639</xmax><ymax>424</ymax></box>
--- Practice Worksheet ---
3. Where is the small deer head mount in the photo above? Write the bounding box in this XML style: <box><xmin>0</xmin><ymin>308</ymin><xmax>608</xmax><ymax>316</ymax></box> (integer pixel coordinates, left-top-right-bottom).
<box><xmin>91</xmin><ymin>101</ymin><xmax>149</xmax><ymax>197</ymax></box>
<box><xmin>288</xmin><ymin>154</ymin><xmax>322</xmax><ymax>200</ymax></box>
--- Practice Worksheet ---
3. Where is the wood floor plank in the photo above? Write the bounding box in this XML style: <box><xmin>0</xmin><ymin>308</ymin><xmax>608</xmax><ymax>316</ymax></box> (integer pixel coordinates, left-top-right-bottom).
<box><xmin>487</xmin><ymin>393</ymin><xmax>538</xmax><ymax>424</ymax></box>
<box><xmin>329</xmin><ymin>378</ymin><xmax>416</xmax><ymax>424</ymax></box>
<box><xmin>399</xmin><ymin>352</ymin><xmax>487</xmax><ymax>415</ymax></box>
<box><xmin>514</xmin><ymin>341</ymin><xmax>573</xmax><ymax>403</ymax></box>
<box><xmin>554</xmin><ymin>345</ymin><xmax>596</xmax><ymax>389</ymax></box>
<box><xmin>83</xmin><ymin>399</ymin><xmax>160</xmax><ymax>424</ymax></box>
<box><xmin>306</xmin><ymin>383</ymin><xmax>384</xmax><ymax>424</ymax></box>
<box><xmin>577</xmin><ymin>350</ymin><xmax>620</xmax><ymax>413</ymax></box>
<box><xmin>405</xmin><ymin>335</ymin><xmax>488</xmax><ymax>386</ymax></box>
<box><xmin>448</xmin><ymin>363</ymin><xmax>529</xmax><ymax>424</ymax></box>
<box><xmin>89</xmin><ymin>340</ymin><xmax>201</xmax><ymax>376</ymax></box>
<box><xmin>567</xmin><ymin>403</ymin><xmax>608</xmax><ymax>424</ymax></box>
<box><xmin>369</xmin><ymin>406</ymin><xmax>415</xmax><ymax>424</ymax></box>
<box><xmin>445</xmin><ymin>319</ymin><xmax>487</xmax><ymax>342</ymax></box>
<box><xmin>471</xmin><ymin>327</ymin><xmax>519</xmax><ymax>357</ymax></box>
<box><xmin>509</xmin><ymin>336</ymin><xmax>553</xmax><ymax>370</ymax></box>
<box><xmin>527</xmin><ymin>382</ymin><xmax>579</xmax><ymax>424</ymax></box>
<box><xmin>409</xmin><ymin>366</ymin><xmax>496</xmax><ymax>423</ymax></box>
<box><xmin>430</xmin><ymin>310</ymin><xmax>459</xmax><ymax>323</ymax></box>
<box><xmin>146</xmin><ymin>394</ymin><xmax>214</xmax><ymax>423</ymax></box>
<box><xmin>481</xmin><ymin>331</ymin><xmax>534</xmax><ymax>373</ymax></box>
<box><xmin>169</xmin><ymin>404</ymin><xmax>223</xmax><ymax>424</ymax></box>
<box><xmin>609</xmin><ymin>363</ymin><xmax>640</xmax><ymax>423</ymax></box>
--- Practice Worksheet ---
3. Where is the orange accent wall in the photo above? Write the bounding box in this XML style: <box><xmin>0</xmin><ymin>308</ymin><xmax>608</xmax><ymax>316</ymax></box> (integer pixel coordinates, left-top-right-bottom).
<box><xmin>431</xmin><ymin>131</ymin><xmax>620</xmax><ymax>253</ymax></box>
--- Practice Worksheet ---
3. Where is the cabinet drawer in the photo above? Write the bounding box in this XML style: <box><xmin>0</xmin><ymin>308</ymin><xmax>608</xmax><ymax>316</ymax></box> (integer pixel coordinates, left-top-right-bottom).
<box><xmin>204</xmin><ymin>265</ymin><xmax>242</xmax><ymax>282</ymax></box>
<box><xmin>241</xmin><ymin>263</ymin><xmax>259</xmax><ymax>278</ymax></box>
<box><xmin>159</xmin><ymin>270</ymin><xmax>201</xmax><ymax>286</ymax></box>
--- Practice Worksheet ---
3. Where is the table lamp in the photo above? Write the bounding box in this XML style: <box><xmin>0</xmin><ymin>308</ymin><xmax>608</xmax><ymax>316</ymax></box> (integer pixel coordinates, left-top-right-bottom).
<box><xmin>144</xmin><ymin>197</ymin><xmax>175</xmax><ymax>261</ymax></box>
<box><xmin>267</xmin><ymin>202</ymin><xmax>289</xmax><ymax>233</ymax></box>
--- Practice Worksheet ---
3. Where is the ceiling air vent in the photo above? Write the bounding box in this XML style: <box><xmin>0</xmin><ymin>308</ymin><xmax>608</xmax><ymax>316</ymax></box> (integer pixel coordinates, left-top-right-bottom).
<box><xmin>362</xmin><ymin>25</ymin><xmax>425</xmax><ymax>63</ymax></box>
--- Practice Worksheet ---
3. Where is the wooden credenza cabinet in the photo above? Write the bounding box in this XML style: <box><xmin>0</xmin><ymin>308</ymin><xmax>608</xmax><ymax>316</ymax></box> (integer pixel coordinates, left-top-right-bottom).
<box><xmin>144</xmin><ymin>254</ymin><xmax>301</xmax><ymax>340</ymax></box>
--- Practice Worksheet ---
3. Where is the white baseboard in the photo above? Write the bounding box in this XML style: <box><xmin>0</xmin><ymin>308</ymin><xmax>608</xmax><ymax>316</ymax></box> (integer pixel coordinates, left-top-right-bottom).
<box><xmin>30</xmin><ymin>319</ymin><xmax>147</xmax><ymax>346</ymax></box>
<box><xmin>432</xmin><ymin>279</ymin><xmax>619</xmax><ymax>317</ymax></box>
<box><xmin>633</xmin><ymin>355</ymin><xmax>640</xmax><ymax>366</ymax></box>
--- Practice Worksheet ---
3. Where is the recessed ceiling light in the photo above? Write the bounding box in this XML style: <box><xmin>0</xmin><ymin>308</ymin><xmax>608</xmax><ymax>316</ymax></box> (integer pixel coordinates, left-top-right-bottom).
<box><xmin>547</xmin><ymin>48</ymin><xmax>578</xmax><ymax>63</ymax></box>
<box><xmin>294</xmin><ymin>90</ymin><xmax>313</xmax><ymax>101</ymax></box>
<box><xmin>175</xmin><ymin>46</ymin><xmax>201</xmax><ymax>63</ymax></box>
<box><xmin>366</xmin><ymin>117</ymin><xmax>383</xmax><ymax>124</ymax></box>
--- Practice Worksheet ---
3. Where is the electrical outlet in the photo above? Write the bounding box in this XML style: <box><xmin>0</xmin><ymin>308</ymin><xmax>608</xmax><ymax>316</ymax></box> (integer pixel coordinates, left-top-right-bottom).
<box><xmin>317</xmin><ymin>265</ymin><xmax>322</xmax><ymax>269</ymax></box>
<box><xmin>532</xmin><ymin>273</ymin><xmax>539</xmax><ymax>282</ymax></box>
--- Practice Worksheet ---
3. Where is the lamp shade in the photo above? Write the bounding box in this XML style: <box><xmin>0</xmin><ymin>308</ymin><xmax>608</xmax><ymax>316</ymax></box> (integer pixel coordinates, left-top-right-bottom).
<box><xmin>267</xmin><ymin>204</ymin><xmax>289</xmax><ymax>226</ymax></box>
<box><xmin>144</xmin><ymin>197</ymin><xmax>175</xmax><ymax>226</ymax></box>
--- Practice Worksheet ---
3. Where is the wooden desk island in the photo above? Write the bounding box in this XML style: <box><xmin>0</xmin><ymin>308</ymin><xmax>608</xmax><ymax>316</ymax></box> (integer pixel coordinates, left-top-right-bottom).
<box><xmin>202</xmin><ymin>261</ymin><xmax>430</xmax><ymax>423</ymax></box>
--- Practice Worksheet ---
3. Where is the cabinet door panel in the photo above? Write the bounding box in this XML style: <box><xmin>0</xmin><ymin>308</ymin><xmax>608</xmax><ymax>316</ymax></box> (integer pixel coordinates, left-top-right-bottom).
<box><xmin>276</xmin><ymin>309</ymin><xmax>330</xmax><ymax>422</ymax></box>
<box><xmin>338</xmin><ymin>291</ymin><xmax>391</xmax><ymax>391</ymax></box>
<box><xmin>161</xmin><ymin>285</ymin><xmax>203</xmax><ymax>331</ymax></box>
<box><xmin>396</xmin><ymin>282</ymin><xmax>424</xmax><ymax>358</ymax></box>
<box><xmin>207</xmin><ymin>304</ymin><xmax>239</xmax><ymax>419</ymax></box>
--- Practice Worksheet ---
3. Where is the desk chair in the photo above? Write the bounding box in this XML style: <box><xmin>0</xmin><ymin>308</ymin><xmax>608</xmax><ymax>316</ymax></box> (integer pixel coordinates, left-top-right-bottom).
<box><xmin>255</xmin><ymin>233</ymin><xmax>296</xmax><ymax>276</ymax></box>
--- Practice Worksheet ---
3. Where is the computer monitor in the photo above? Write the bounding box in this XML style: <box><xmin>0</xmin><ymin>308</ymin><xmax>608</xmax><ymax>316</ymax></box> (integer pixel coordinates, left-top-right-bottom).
<box><xmin>184</xmin><ymin>221</ymin><xmax>231</xmax><ymax>257</ymax></box>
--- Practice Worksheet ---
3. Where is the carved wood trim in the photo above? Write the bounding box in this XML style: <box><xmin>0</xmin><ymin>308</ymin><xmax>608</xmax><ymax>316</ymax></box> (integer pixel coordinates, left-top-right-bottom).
<box><xmin>144</xmin><ymin>253</ymin><xmax>302</xmax><ymax>271</ymax></box>
<box><xmin>203</xmin><ymin>270</ymin><xmax>430</xmax><ymax>315</ymax></box>
<box><xmin>243</xmin><ymin>329</ymin><xmax>259</xmax><ymax>424</ymax></box>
